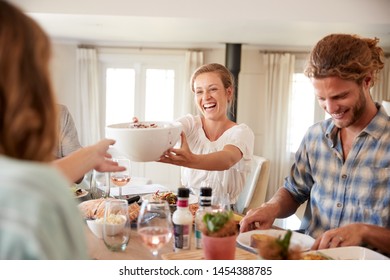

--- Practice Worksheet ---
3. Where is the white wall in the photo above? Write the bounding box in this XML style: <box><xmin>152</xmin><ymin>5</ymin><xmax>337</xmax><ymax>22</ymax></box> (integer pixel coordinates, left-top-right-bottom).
<box><xmin>50</xmin><ymin>43</ymin><xmax>268</xmax><ymax>189</ymax></box>
<box><xmin>51</xmin><ymin>43</ymin><xmax>79</xmax><ymax>128</ymax></box>
<box><xmin>239</xmin><ymin>49</ymin><xmax>267</xmax><ymax>156</ymax></box>
<box><xmin>202</xmin><ymin>47</ymin><xmax>267</xmax><ymax>156</ymax></box>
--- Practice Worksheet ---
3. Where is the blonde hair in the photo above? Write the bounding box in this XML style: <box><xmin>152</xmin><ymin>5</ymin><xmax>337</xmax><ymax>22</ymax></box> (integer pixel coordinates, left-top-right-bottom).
<box><xmin>0</xmin><ymin>1</ymin><xmax>58</xmax><ymax>162</ymax></box>
<box><xmin>304</xmin><ymin>34</ymin><xmax>385</xmax><ymax>87</ymax></box>
<box><xmin>190</xmin><ymin>63</ymin><xmax>236</xmax><ymax>114</ymax></box>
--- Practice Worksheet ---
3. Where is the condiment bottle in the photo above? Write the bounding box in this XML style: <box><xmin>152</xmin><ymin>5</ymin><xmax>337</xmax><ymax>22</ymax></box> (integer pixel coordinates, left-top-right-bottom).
<box><xmin>172</xmin><ymin>187</ymin><xmax>193</xmax><ymax>251</ymax></box>
<box><xmin>194</xmin><ymin>186</ymin><xmax>212</xmax><ymax>249</ymax></box>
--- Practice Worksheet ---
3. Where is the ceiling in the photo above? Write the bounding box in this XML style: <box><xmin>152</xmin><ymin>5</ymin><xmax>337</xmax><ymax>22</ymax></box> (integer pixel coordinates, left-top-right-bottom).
<box><xmin>10</xmin><ymin>0</ymin><xmax>390</xmax><ymax>52</ymax></box>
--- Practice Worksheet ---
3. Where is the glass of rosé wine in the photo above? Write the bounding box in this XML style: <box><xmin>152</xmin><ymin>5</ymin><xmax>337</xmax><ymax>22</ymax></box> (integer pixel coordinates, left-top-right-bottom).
<box><xmin>110</xmin><ymin>157</ymin><xmax>131</xmax><ymax>199</ymax></box>
<box><xmin>137</xmin><ymin>200</ymin><xmax>173</xmax><ymax>257</ymax></box>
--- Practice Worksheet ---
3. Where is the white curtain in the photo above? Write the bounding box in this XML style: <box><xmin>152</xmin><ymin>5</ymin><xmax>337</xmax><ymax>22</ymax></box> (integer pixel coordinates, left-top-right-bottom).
<box><xmin>371</xmin><ymin>56</ymin><xmax>390</xmax><ymax>103</ymax></box>
<box><xmin>76</xmin><ymin>47</ymin><xmax>102</xmax><ymax>146</ymax></box>
<box><xmin>262</xmin><ymin>53</ymin><xmax>295</xmax><ymax>200</ymax></box>
<box><xmin>182</xmin><ymin>51</ymin><xmax>204</xmax><ymax>115</ymax></box>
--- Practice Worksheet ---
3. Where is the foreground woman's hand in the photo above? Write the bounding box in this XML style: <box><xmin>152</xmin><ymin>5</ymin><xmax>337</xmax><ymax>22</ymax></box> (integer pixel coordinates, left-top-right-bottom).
<box><xmin>89</xmin><ymin>139</ymin><xmax>127</xmax><ymax>172</ymax></box>
<box><xmin>53</xmin><ymin>138</ymin><xmax>126</xmax><ymax>183</ymax></box>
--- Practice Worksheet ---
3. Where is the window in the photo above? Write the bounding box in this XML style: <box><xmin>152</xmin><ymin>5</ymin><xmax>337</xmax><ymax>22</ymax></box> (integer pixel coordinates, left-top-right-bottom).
<box><xmin>99</xmin><ymin>50</ymin><xmax>185</xmax><ymax>128</ymax></box>
<box><xmin>287</xmin><ymin>70</ymin><xmax>326</xmax><ymax>156</ymax></box>
<box><xmin>144</xmin><ymin>69</ymin><xmax>175</xmax><ymax>121</ymax></box>
<box><xmin>288</xmin><ymin>73</ymin><xmax>315</xmax><ymax>153</ymax></box>
<box><xmin>106</xmin><ymin>68</ymin><xmax>135</xmax><ymax>125</ymax></box>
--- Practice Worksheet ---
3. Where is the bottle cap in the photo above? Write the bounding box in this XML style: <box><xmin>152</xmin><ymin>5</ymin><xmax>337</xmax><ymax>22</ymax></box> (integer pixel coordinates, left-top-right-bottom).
<box><xmin>200</xmin><ymin>187</ymin><xmax>212</xmax><ymax>197</ymax></box>
<box><xmin>177</xmin><ymin>187</ymin><xmax>190</xmax><ymax>198</ymax></box>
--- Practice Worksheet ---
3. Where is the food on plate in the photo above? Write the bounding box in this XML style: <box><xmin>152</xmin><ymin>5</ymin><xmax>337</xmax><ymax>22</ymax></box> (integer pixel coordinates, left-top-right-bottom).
<box><xmin>78</xmin><ymin>198</ymin><xmax>140</xmax><ymax>221</ymax></box>
<box><xmin>250</xmin><ymin>233</ymin><xmax>279</xmax><ymax>248</ymax></box>
<box><xmin>251</xmin><ymin>230</ymin><xmax>332</xmax><ymax>260</ymax></box>
<box><xmin>233</xmin><ymin>213</ymin><xmax>243</xmax><ymax>223</ymax></box>
<box><xmin>302</xmin><ymin>252</ymin><xmax>332</xmax><ymax>260</ymax></box>
<box><xmin>252</xmin><ymin>230</ymin><xmax>303</xmax><ymax>260</ymax></box>
<box><xmin>152</xmin><ymin>190</ymin><xmax>178</xmax><ymax>205</ymax></box>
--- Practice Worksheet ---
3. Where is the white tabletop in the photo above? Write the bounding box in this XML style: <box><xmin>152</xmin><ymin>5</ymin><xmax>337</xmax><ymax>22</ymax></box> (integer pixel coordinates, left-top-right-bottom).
<box><xmin>109</xmin><ymin>183</ymin><xmax>169</xmax><ymax>196</ymax></box>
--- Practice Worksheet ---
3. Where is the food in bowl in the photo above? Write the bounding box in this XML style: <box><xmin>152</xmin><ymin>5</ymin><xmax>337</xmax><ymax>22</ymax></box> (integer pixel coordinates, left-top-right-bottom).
<box><xmin>129</xmin><ymin>122</ymin><xmax>158</xmax><ymax>129</ymax></box>
<box><xmin>86</xmin><ymin>214</ymin><xmax>126</xmax><ymax>239</ymax></box>
<box><xmin>96</xmin><ymin>213</ymin><xmax>126</xmax><ymax>225</ymax></box>
<box><xmin>105</xmin><ymin>121</ymin><xmax>182</xmax><ymax>162</ymax></box>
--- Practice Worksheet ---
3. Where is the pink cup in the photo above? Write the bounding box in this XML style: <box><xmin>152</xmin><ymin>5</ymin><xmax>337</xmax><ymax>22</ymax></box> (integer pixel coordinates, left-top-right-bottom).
<box><xmin>202</xmin><ymin>234</ymin><xmax>237</xmax><ymax>260</ymax></box>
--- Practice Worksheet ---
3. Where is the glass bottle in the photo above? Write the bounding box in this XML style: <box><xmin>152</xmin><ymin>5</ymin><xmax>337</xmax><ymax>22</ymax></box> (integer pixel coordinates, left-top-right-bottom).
<box><xmin>194</xmin><ymin>186</ymin><xmax>212</xmax><ymax>249</ymax></box>
<box><xmin>172</xmin><ymin>187</ymin><xmax>193</xmax><ymax>251</ymax></box>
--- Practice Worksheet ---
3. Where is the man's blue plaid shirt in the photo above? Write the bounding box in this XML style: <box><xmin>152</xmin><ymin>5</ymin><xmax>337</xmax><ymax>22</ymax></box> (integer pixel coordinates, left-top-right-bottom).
<box><xmin>285</xmin><ymin>104</ymin><xmax>390</xmax><ymax>238</ymax></box>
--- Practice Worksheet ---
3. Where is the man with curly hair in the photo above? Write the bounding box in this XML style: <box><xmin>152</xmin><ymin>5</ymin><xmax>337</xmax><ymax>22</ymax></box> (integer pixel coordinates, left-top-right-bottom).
<box><xmin>241</xmin><ymin>34</ymin><xmax>390</xmax><ymax>256</ymax></box>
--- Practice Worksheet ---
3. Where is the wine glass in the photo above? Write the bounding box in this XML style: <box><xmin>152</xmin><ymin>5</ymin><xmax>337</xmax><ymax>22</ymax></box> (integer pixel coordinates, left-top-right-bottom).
<box><xmin>137</xmin><ymin>200</ymin><xmax>173</xmax><ymax>257</ymax></box>
<box><xmin>110</xmin><ymin>158</ymin><xmax>131</xmax><ymax>199</ymax></box>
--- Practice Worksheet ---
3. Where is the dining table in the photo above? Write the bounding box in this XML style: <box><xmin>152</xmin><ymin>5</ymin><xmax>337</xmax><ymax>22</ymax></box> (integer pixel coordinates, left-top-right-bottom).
<box><xmin>86</xmin><ymin>224</ymin><xmax>258</xmax><ymax>260</ymax></box>
<box><xmin>81</xmin><ymin>181</ymin><xmax>259</xmax><ymax>260</ymax></box>
<box><xmin>86</xmin><ymin>224</ymin><xmax>169</xmax><ymax>260</ymax></box>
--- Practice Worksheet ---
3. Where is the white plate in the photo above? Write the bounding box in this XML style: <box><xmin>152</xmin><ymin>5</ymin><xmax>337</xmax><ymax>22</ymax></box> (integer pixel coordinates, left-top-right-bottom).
<box><xmin>307</xmin><ymin>246</ymin><xmax>389</xmax><ymax>260</ymax></box>
<box><xmin>237</xmin><ymin>229</ymin><xmax>315</xmax><ymax>252</ymax></box>
<box><xmin>142</xmin><ymin>192</ymin><xmax>198</xmax><ymax>205</ymax></box>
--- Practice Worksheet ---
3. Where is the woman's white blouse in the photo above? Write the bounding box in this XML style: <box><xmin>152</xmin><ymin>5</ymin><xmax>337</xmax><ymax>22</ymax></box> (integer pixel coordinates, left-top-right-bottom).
<box><xmin>178</xmin><ymin>114</ymin><xmax>254</xmax><ymax>204</ymax></box>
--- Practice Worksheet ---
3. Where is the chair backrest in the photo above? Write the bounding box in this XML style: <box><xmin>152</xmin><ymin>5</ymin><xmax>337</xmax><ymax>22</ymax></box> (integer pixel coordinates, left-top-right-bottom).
<box><xmin>235</xmin><ymin>155</ymin><xmax>270</xmax><ymax>214</ymax></box>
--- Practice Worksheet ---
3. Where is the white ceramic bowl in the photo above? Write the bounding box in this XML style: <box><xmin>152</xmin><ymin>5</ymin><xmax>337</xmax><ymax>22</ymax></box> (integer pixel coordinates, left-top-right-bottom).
<box><xmin>86</xmin><ymin>217</ymin><xmax>126</xmax><ymax>239</ymax></box>
<box><xmin>106</xmin><ymin>121</ymin><xmax>183</xmax><ymax>162</ymax></box>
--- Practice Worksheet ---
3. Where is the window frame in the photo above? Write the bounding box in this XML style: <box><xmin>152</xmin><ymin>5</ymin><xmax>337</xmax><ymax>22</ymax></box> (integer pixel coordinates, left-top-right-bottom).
<box><xmin>98</xmin><ymin>48</ymin><xmax>186</xmax><ymax>134</ymax></box>
<box><xmin>288</xmin><ymin>55</ymin><xmax>325</xmax><ymax>162</ymax></box>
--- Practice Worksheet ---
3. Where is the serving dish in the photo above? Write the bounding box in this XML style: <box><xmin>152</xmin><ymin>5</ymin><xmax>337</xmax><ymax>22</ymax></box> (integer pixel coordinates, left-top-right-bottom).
<box><xmin>105</xmin><ymin>121</ymin><xmax>182</xmax><ymax>162</ymax></box>
<box><xmin>237</xmin><ymin>229</ymin><xmax>315</xmax><ymax>252</ymax></box>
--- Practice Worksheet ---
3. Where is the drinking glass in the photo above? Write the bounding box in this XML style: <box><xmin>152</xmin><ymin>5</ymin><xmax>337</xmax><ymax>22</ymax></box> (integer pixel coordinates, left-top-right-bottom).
<box><xmin>137</xmin><ymin>200</ymin><xmax>173</xmax><ymax>257</ymax></box>
<box><xmin>110</xmin><ymin>158</ymin><xmax>131</xmax><ymax>199</ymax></box>
<box><xmin>102</xmin><ymin>199</ymin><xmax>131</xmax><ymax>252</ymax></box>
<box><xmin>90</xmin><ymin>170</ymin><xmax>110</xmax><ymax>199</ymax></box>
<box><xmin>212</xmin><ymin>191</ymin><xmax>230</xmax><ymax>211</ymax></box>
<box><xmin>203</xmin><ymin>178</ymin><xmax>230</xmax><ymax>211</ymax></box>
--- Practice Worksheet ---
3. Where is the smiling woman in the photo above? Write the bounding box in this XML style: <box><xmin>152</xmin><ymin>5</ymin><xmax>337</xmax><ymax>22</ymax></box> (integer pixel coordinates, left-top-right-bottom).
<box><xmin>158</xmin><ymin>63</ymin><xmax>255</xmax><ymax>205</ymax></box>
